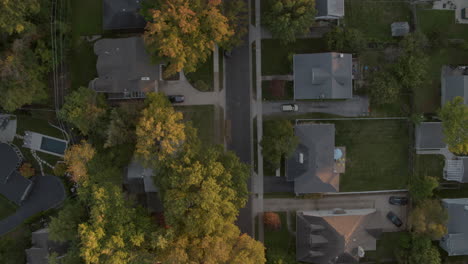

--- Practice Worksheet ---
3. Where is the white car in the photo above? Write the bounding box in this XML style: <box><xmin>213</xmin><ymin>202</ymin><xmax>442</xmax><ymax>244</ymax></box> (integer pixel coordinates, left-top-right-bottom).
<box><xmin>281</xmin><ymin>104</ymin><xmax>298</xmax><ymax>112</ymax></box>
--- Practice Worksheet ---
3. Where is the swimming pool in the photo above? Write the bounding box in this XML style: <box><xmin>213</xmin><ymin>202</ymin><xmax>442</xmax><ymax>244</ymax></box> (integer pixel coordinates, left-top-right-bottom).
<box><xmin>40</xmin><ymin>137</ymin><xmax>67</xmax><ymax>155</ymax></box>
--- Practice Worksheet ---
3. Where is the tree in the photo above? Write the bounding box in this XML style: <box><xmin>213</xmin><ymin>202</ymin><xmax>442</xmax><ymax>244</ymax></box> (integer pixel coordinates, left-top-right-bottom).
<box><xmin>409</xmin><ymin>199</ymin><xmax>448</xmax><ymax>240</ymax></box>
<box><xmin>369</xmin><ymin>71</ymin><xmax>401</xmax><ymax>106</ymax></box>
<box><xmin>261</xmin><ymin>119</ymin><xmax>299</xmax><ymax>169</ymax></box>
<box><xmin>0</xmin><ymin>0</ymin><xmax>40</xmax><ymax>34</ymax></box>
<box><xmin>64</xmin><ymin>141</ymin><xmax>96</xmax><ymax>183</ymax></box>
<box><xmin>409</xmin><ymin>176</ymin><xmax>438</xmax><ymax>203</ymax></box>
<box><xmin>143</xmin><ymin>0</ymin><xmax>234</xmax><ymax>77</ymax></box>
<box><xmin>19</xmin><ymin>163</ymin><xmax>35</xmax><ymax>178</ymax></box>
<box><xmin>49</xmin><ymin>201</ymin><xmax>87</xmax><ymax>243</ymax></box>
<box><xmin>325</xmin><ymin>26</ymin><xmax>367</xmax><ymax>53</ymax></box>
<box><xmin>135</xmin><ymin>92</ymin><xmax>186</xmax><ymax>164</ymax></box>
<box><xmin>59</xmin><ymin>87</ymin><xmax>108</xmax><ymax>136</ymax></box>
<box><xmin>104</xmin><ymin>104</ymin><xmax>142</xmax><ymax>148</ymax></box>
<box><xmin>438</xmin><ymin>96</ymin><xmax>468</xmax><ymax>155</ymax></box>
<box><xmin>408</xmin><ymin>236</ymin><xmax>441</xmax><ymax>264</ymax></box>
<box><xmin>264</xmin><ymin>212</ymin><xmax>281</xmax><ymax>230</ymax></box>
<box><xmin>263</xmin><ymin>0</ymin><xmax>316</xmax><ymax>43</ymax></box>
<box><xmin>221</xmin><ymin>0</ymin><xmax>248</xmax><ymax>50</ymax></box>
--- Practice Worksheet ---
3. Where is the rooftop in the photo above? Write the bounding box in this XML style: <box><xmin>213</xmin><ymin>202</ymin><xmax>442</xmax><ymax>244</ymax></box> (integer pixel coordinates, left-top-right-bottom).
<box><xmin>315</xmin><ymin>0</ymin><xmax>345</xmax><ymax>19</ymax></box>
<box><xmin>391</xmin><ymin>22</ymin><xmax>410</xmax><ymax>36</ymax></box>
<box><xmin>103</xmin><ymin>0</ymin><xmax>147</xmax><ymax>30</ymax></box>
<box><xmin>415</xmin><ymin>122</ymin><xmax>446</xmax><ymax>150</ymax></box>
<box><xmin>26</xmin><ymin>228</ymin><xmax>68</xmax><ymax>264</ymax></box>
<box><xmin>440</xmin><ymin>198</ymin><xmax>468</xmax><ymax>256</ymax></box>
<box><xmin>0</xmin><ymin>115</ymin><xmax>17</xmax><ymax>143</ymax></box>
<box><xmin>441</xmin><ymin>65</ymin><xmax>468</xmax><ymax>105</ymax></box>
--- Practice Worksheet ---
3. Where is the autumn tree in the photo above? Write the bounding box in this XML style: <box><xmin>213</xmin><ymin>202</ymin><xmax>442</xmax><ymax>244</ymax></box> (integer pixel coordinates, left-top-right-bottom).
<box><xmin>409</xmin><ymin>176</ymin><xmax>439</xmax><ymax>203</ymax></box>
<box><xmin>369</xmin><ymin>71</ymin><xmax>401</xmax><ymax>106</ymax></box>
<box><xmin>135</xmin><ymin>92</ymin><xmax>186</xmax><ymax>164</ymax></box>
<box><xmin>438</xmin><ymin>96</ymin><xmax>468</xmax><ymax>155</ymax></box>
<box><xmin>409</xmin><ymin>199</ymin><xmax>448</xmax><ymax>240</ymax></box>
<box><xmin>263</xmin><ymin>0</ymin><xmax>316</xmax><ymax>43</ymax></box>
<box><xmin>261</xmin><ymin>119</ymin><xmax>299</xmax><ymax>169</ymax></box>
<box><xmin>59</xmin><ymin>87</ymin><xmax>108</xmax><ymax>136</ymax></box>
<box><xmin>264</xmin><ymin>212</ymin><xmax>281</xmax><ymax>230</ymax></box>
<box><xmin>0</xmin><ymin>0</ymin><xmax>40</xmax><ymax>34</ymax></box>
<box><xmin>19</xmin><ymin>163</ymin><xmax>35</xmax><ymax>178</ymax></box>
<box><xmin>325</xmin><ymin>26</ymin><xmax>367</xmax><ymax>54</ymax></box>
<box><xmin>64</xmin><ymin>141</ymin><xmax>96</xmax><ymax>183</ymax></box>
<box><xmin>143</xmin><ymin>0</ymin><xmax>234</xmax><ymax>77</ymax></box>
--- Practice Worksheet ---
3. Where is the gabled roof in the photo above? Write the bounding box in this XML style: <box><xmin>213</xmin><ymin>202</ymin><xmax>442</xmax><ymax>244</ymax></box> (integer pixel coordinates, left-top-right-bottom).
<box><xmin>0</xmin><ymin>143</ymin><xmax>19</xmax><ymax>184</ymax></box>
<box><xmin>26</xmin><ymin>228</ymin><xmax>68</xmax><ymax>264</ymax></box>
<box><xmin>415</xmin><ymin>122</ymin><xmax>446</xmax><ymax>150</ymax></box>
<box><xmin>103</xmin><ymin>0</ymin><xmax>147</xmax><ymax>30</ymax></box>
<box><xmin>296</xmin><ymin>209</ymin><xmax>378</xmax><ymax>263</ymax></box>
<box><xmin>315</xmin><ymin>0</ymin><xmax>344</xmax><ymax>19</ymax></box>
<box><xmin>91</xmin><ymin>37</ymin><xmax>159</xmax><ymax>100</ymax></box>
<box><xmin>286</xmin><ymin>124</ymin><xmax>338</xmax><ymax>194</ymax></box>
<box><xmin>294</xmin><ymin>53</ymin><xmax>353</xmax><ymax>99</ymax></box>
<box><xmin>441</xmin><ymin>65</ymin><xmax>468</xmax><ymax>106</ymax></box>
<box><xmin>391</xmin><ymin>22</ymin><xmax>410</xmax><ymax>36</ymax></box>
<box><xmin>440</xmin><ymin>199</ymin><xmax>468</xmax><ymax>256</ymax></box>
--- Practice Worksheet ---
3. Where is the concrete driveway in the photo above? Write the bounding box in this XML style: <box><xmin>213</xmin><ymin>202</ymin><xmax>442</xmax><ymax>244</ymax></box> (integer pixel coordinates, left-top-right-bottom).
<box><xmin>262</xmin><ymin>96</ymin><xmax>369</xmax><ymax>117</ymax></box>
<box><xmin>264</xmin><ymin>191</ymin><xmax>408</xmax><ymax>232</ymax></box>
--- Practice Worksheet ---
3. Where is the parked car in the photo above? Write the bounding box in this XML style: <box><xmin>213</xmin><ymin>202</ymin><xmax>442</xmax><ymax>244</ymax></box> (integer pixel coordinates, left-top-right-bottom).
<box><xmin>386</xmin><ymin>211</ymin><xmax>403</xmax><ymax>227</ymax></box>
<box><xmin>389</xmin><ymin>196</ymin><xmax>408</xmax><ymax>206</ymax></box>
<box><xmin>168</xmin><ymin>95</ymin><xmax>185</xmax><ymax>103</ymax></box>
<box><xmin>281</xmin><ymin>104</ymin><xmax>298</xmax><ymax>112</ymax></box>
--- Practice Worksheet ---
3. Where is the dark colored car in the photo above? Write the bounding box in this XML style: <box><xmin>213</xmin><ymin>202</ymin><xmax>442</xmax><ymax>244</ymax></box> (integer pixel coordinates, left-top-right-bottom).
<box><xmin>168</xmin><ymin>95</ymin><xmax>185</xmax><ymax>103</ymax></box>
<box><xmin>389</xmin><ymin>196</ymin><xmax>408</xmax><ymax>206</ymax></box>
<box><xmin>387</xmin><ymin>211</ymin><xmax>403</xmax><ymax>227</ymax></box>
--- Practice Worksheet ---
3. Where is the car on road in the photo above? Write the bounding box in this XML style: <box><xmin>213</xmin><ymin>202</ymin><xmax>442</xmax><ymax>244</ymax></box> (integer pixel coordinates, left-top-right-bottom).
<box><xmin>386</xmin><ymin>211</ymin><xmax>403</xmax><ymax>227</ymax></box>
<box><xmin>389</xmin><ymin>196</ymin><xmax>408</xmax><ymax>206</ymax></box>
<box><xmin>168</xmin><ymin>95</ymin><xmax>185</xmax><ymax>103</ymax></box>
<box><xmin>281</xmin><ymin>104</ymin><xmax>298</xmax><ymax>112</ymax></box>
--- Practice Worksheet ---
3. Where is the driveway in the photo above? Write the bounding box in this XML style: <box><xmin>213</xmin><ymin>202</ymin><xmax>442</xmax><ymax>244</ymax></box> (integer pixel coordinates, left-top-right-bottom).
<box><xmin>0</xmin><ymin>175</ymin><xmax>66</xmax><ymax>235</ymax></box>
<box><xmin>264</xmin><ymin>176</ymin><xmax>294</xmax><ymax>193</ymax></box>
<box><xmin>262</xmin><ymin>96</ymin><xmax>370</xmax><ymax>117</ymax></box>
<box><xmin>263</xmin><ymin>191</ymin><xmax>408</xmax><ymax>232</ymax></box>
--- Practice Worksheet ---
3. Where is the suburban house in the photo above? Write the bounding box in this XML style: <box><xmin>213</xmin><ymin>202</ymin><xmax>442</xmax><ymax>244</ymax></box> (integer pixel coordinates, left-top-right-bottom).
<box><xmin>391</xmin><ymin>22</ymin><xmax>410</xmax><ymax>37</ymax></box>
<box><xmin>315</xmin><ymin>0</ymin><xmax>344</xmax><ymax>20</ymax></box>
<box><xmin>432</xmin><ymin>0</ymin><xmax>468</xmax><ymax>24</ymax></box>
<box><xmin>441</xmin><ymin>65</ymin><xmax>468</xmax><ymax>105</ymax></box>
<box><xmin>25</xmin><ymin>228</ymin><xmax>67</xmax><ymax>264</ymax></box>
<box><xmin>89</xmin><ymin>37</ymin><xmax>159</xmax><ymax>100</ymax></box>
<box><xmin>0</xmin><ymin>115</ymin><xmax>17</xmax><ymax>143</ymax></box>
<box><xmin>296</xmin><ymin>208</ymin><xmax>381</xmax><ymax>263</ymax></box>
<box><xmin>440</xmin><ymin>198</ymin><xmax>468</xmax><ymax>256</ymax></box>
<box><xmin>286</xmin><ymin>124</ymin><xmax>345</xmax><ymax>194</ymax></box>
<box><xmin>103</xmin><ymin>0</ymin><xmax>147</xmax><ymax>31</ymax></box>
<box><xmin>123</xmin><ymin>159</ymin><xmax>163</xmax><ymax>213</ymax></box>
<box><xmin>293</xmin><ymin>52</ymin><xmax>353</xmax><ymax>100</ymax></box>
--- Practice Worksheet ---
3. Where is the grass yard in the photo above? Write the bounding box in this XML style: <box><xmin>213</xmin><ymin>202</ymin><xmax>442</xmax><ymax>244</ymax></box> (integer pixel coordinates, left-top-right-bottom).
<box><xmin>70</xmin><ymin>39</ymin><xmax>98</xmax><ymax>91</ymax></box>
<box><xmin>344</xmin><ymin>0</ymin><xmax>411</xmax><ymax>41</ymax></box>
<box><xmin>261</xmin><ymin>38</ymin><xmax>327</xmax><ymax>75</ymax></box>
<box><xmin>71</xmin><ymin>0</ymin><xmax>103</xmax><ymax>37</ymax></box>
<box><xmin>417</xmin><ymin>9</ymin><xmax>468</xmax><ymax>41</ymax></box>
<box><xmin>185</xmin><ymin>53</ymin><xmax>214</xmax><ymax>92</ymax></box>
<box><xmin>175</xmin><ymin>105</ymin><xmax>216</xmax><ymax>145</ymax></box>
<box><xmin>0</xmin><ymin>195</ymin><xmax>17</xmax><ymax>220</ymax></box>
<box><xmin>264</xmin><ymin>212</ymin><xmax>299</xmax><ymax>264</ymax></box>
<box><xmin>330</xmin><ymin>119</ymin><xmax>410</xmax><ymax>191</ymax></box>
<box><xmin>414</xmin><ymin>155</ymin><xmax>445</xmax><ymax>179</ymax></box>
<box><xmin>362</xmin><ymin>232</ymin><xmax>407</xmax><ymax>263</ymax></box>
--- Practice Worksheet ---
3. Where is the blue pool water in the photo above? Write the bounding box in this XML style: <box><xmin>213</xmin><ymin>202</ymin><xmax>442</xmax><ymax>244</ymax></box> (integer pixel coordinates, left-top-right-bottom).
<box><xmin>40</xmin><ymin>137</ymin><xmax>66</xmax><ymax>155</ymax></box>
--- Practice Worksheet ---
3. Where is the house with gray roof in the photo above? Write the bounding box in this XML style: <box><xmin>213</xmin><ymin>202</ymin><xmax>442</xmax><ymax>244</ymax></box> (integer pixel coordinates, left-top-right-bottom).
<box><xmin>296</xmin><ymin>208</ymin><xmax>380</xmax><ymax>263</ymax></box>
<box><xmin>391</xmin><ymin>22</ymin><xmax>410</xmax><ymax>37</ymax></box>
<box><xmin>0</xmin><ymin>115</ymin><xmax>17</xmax><ymax>143</ymax></box>
<box><xmin>415</xmin><ymin>122</ymin><xmax>446</xmax><ymax>150</ymax></box>
<box><xmin>103</xmin><ymin>0</ymin><xmax>147</xmax><ymax>31</ymax></box>
<box><xmin>315</xmin><ymin>0</ymin><xmax>344</xmax><ymax>20</ymax></box>
<box><xmin>89</xmin><ymin>37</ymin><xmax>159</xmax><ymax>100</ymax></box>
<box><xmin>440</xmin><ymin>198</ymin><xmax>468</xmax><ymax>256</ymax></box>
<box><xmin>0</xmin><ymin>143</ymin><xmax>33</xmax><ymax>205</ymax></box>
<box><xmin>25</xmin><ymin>228</ymin><xmax>68</xmax><ymax>264</ymax></box>
<box><xmin>293</xmin><ymin>52</ymin><xmax>353</xmax><ymax>100</ymax></box>
<box><xmin>441</xmin><ymin>65</ymin><xmax>468</xmax><ymax>105</ymax></box>
<box><xmin>286</xmin><ymin>124</ymin><xmax>343</xmax><ymax>194</ymax></box>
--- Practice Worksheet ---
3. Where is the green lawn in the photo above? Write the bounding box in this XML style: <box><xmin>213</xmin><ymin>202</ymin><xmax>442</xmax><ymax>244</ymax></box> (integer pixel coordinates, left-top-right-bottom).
<box><xmin>186</xmin><ymin>53</ymin><xmax>214</xmax><ymax>92</ymax></box>
<box><xmin>417</xmin><ymin>9</ymin><xmax>468</xmax><ymax>41</ymax></box>
<box><xmin>331</xmin><ymin>119</ymin><xmax>410</xmax><ymax>191</ymax></box>
<box><xmin>264</xmin><ymin>212</ymin><xmax>299</xmax><ymax>264</ymax></box>
<box><xmin>261</xmin><ymin>38</ymin><xmax>327</xmax><ymax>75</ymax></box>
<box><xmin>70</xmin><ymin>39</ymin><xmax>98</xmax><ymax>91</ymax></box>
<box><xmin>175</xmin><ymin>105</ymin><xmax>216</xmax><ymax>145</ymax></box>
<box><xmin>344</xmin><ymin>0</ymin><xmax>411</xmax><ymax>41</ymax></box>
<box><xmin>363</xmin><ymin>232</ymin><xmax>407</xmax><ymax>262</ymax></box>
<box><xmin>0</xmin><ymin>195</ymin><xmax>17</xmax><ymax>220</ymax></box>
<box><xmin>414</xmin><ymin>154</ymin><xmax>445</xmax><ymax>179</ymax></box>
<box><xmin>71</xmin><ymin>0</ymin><xmax>103</xmax><ymax>37</ymax></box>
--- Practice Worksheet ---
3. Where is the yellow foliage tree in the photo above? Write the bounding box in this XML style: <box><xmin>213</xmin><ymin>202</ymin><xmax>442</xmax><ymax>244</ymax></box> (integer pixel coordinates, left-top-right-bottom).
<box><xmin>64</xmin><ymin>141</ymin><xmax>96</xmax><ymax>183</ymax></box>
<box><xmin>409</xmin><ymin>199</ymin><xmax>448</xmax><ymax>240</ymax></box>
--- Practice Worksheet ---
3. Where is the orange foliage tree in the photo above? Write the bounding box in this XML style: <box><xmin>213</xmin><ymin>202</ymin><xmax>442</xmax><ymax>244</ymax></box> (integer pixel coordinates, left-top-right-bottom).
<box><xmin>264</xmin><ymin>212</ymin><xmax>281</xmax><ymax>230</ymax></box>
<box><xmin>19</xmin><ymin>162</ymin><xmax>35</xmax><ymax>178</ymax></box>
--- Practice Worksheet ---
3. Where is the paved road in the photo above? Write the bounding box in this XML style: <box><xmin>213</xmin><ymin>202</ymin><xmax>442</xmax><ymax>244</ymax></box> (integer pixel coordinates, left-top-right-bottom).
<box><xmin>225</xmin><ymin>39</ymin><xmax>253</xmax><ymax>236</ymax></box>
<box><xmin>264</xmin><ymin>191</ymin><xmax>408</xmax><ymax>231</ymax></box>
<box><xmin>0</xmin><ymin>175</ymin><xmax>66</xmax><ymax>235</ymax></box>
<box><xmin>262</xmin><ymin>96</ymin><xmax>370</xmax><ymax>117</ymax></box>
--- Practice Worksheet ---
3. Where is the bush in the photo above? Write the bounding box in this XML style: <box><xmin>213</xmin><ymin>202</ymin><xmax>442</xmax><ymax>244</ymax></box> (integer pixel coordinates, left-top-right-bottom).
<box><xmin>264</xmin><ymin>212</ymin><xmax>281</xmax><ymax>230</ymax></box>
<box><xmin>19</xmin><ymin>163</ymin><xmax>35</xmax><ymax>178</ymax></box>
<box><xmin>53</xmin><ymin>162</ymin><xmax>67</xmax><ymax>177</ymax></box>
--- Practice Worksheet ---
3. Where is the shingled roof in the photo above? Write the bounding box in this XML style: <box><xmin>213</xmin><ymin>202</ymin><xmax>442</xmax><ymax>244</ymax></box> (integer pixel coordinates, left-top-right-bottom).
<box><xmin>441</xmin><ymin>65</ymin><xmax>468</xmax><ymax>106</ymax></box>
<box><xmin>415</xmin><ymin>122</ymin><xmax>446</xmax><ymax>150</ymax></box>
<box><xmin>315</xmin><ymin>0</ymin><xmax>344</xmax><ymax>19</ymax></box>
<box><xmin>440</xmin><ymin>199</ymin><xmax>468</xmax><ymax>256</ymax></box>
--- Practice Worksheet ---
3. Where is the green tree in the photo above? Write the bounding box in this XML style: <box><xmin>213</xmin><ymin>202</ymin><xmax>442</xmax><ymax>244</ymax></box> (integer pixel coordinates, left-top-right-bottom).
<box><xmin>263</xmin><ymin>0</ymin><xmax>316</xmax><ymax>43</ymax></box>
<box><xmin>325</xmin><ymin>26</ymin><xmax>367</xmax><ymax>53</ymax></box>
<box><xmin>221</xmin><ymin>0</ymin><xmax>248</xmax><ymax>50</ymax></box>
<box><xmin>49</xmin><ymin>201</ymin><xmax>87</xmax><ymax>243</ymax></box>
<box><xmin>369</xmin><ymin>71</ymin><xmax>401</xmax><ymax>106</ymax></box>
<box><xmin>438</xmin><ymin>96</ymin><xmax>468</xmax><ymax>155</ymax></box>
<box><xmin>0</xmin><ymin>0</ymin><xmax>40</xmax><ymax>34</ymax></box>
<box><xmin>143</xmin><ymin>0</ymin><xmax>234</xmax><ymax>77</ymax></box>
<box><xmin>261</xmin><ymin>119</ymin><xmax>299</xmax><ymax>169</ymax></box>
<box><xmin>409</xmin><ymin>176</ymin><xmax>439</xmax><ymax>203</ymax></box>
<box><xmin>104</xmin><ymin>103</ymin><xmax>142</xmax><ymax>148</ymax></box>
<box><xmin>409</xmin><ymin>199</ymin><xmax>448</xmax><ymax>240</ymax></box>
<box><xmin>408</xmin><ymin>235</ymin><xmax>441</xmax><ymax>264</ymax></box>
<box><xmin>59</xmin><ymin>87</ymin><xmax>108</xmax><ymax>136</ymax></box>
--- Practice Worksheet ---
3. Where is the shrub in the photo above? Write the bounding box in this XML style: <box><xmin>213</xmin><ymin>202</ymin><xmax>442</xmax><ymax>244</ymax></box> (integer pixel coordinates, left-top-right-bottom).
<box><xmin>264</xmin><ymin>212</ymin><xmax>281</xmax><ymax>230</ymax></box>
